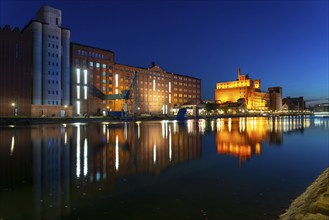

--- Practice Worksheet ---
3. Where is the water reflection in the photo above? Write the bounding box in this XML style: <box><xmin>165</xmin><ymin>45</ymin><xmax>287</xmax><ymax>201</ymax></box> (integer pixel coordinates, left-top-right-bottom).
<box><xmin>215</xmin><ymin>116</ymin><xmax>311</xmax><ymax>164</ymax></box>
<box><xmin>0</xmin><ymin>116</ymin><xmax>323</xmax><ymax>219</ymax></box>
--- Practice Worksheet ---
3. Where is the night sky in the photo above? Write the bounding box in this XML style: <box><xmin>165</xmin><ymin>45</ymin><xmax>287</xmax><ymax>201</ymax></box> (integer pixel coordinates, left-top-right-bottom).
<box><xmin>0</xmin><ymin>0</ymin><xmax>328</xmax><ymax>105</ymax></box>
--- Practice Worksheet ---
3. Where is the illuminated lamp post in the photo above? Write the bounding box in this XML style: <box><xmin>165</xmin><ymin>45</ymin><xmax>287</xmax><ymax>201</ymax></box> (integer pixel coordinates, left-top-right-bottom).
<box><xmin>11</xmin><ymin>100</ymin><xmax>18</xmax><ymax>116</ymax></box>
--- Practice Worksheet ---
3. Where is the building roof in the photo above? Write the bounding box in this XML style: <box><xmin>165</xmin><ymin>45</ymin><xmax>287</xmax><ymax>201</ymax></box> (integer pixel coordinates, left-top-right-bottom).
<box><xmin>71</xmin><ymin>42</ymin><xmax>114</xmax><ymax>53</ymax></box>
<box><xmin>115</xmin><ymin>62</ymin><xmax>201</xmax><ymax>81</ymax></box>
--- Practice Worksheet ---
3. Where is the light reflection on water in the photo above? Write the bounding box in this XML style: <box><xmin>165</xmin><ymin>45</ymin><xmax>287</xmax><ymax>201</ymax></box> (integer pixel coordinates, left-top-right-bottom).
<box><xmin>0</xmin><ymin>116</ymin><xmax>328</xmax><ymax>219</ymax></box>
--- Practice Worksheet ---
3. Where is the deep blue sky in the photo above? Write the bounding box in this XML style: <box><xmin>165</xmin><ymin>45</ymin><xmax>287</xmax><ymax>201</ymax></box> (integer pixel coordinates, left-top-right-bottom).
<box><xmin>0</xmin><ymin>0</ymin><xmax>328</xmax><ymax>105</ymax></box>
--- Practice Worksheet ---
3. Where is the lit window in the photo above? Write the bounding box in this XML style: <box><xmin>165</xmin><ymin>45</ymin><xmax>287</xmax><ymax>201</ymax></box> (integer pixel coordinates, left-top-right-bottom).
<box><xmin>84</xmin><ymin>70</ymin><xmax>87</xmax><ymax>84</ymax></box>
<box><xmin>115</xmin><ymin>89</ymin><xmax>118</xmax><ymax>94</ymax></box>
<box><xmin>76</xmin><ymin>68</ymin><xmax>80</xmax><ymax>84</ymax></box>
<box><xmin>84</xmin><ymin>86</ymin><xmax>87</xmax><ymax>99</ymax></box>
<box><xmin>153</xmin><ymin>79</ymin><xmax>156</xmax><ymax>91</ymax></box>
<box><xmin>77</xmin><ymin>101</ymin><xmax>80</xmax><ymax>115</ymax></box>
<box><xmin>169</xmin><ymin>82</ymin><xmax>171</xmax><ymax>93</ymax></box>
<box><xmin>89</xmin><ymin>61</ymin><xmax>93</xmax><ymax>67</ymax></box>
<box><xmin>77</xmin><ymin>86</ymin><xmax>80</xmax><ymax>99</ymax></box>
<box><xmin>169</xmin><ymin>94</ymin><xmax>171</xmax><ymax>103</ymax></box>
<box><xmin>96</xmin><ymin>63</ymin><xmax>100</xmax><ymax>68</ymax></box>
<box><xmin>115</xmin><ymin>74</ymin><xmax>119</xmax><ymax>87</ymax></box>
<box><xmin>102</xmin><ymin>64</ymin><xmax>106</xmax><ymax>69</ymax></box>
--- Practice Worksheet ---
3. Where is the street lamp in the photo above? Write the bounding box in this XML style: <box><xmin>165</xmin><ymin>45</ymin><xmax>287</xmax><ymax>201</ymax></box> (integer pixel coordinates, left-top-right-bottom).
<box><xmin>11</xmin><ymin>102</ymin><xmax>18</xmax><ymax>116</ymax></box>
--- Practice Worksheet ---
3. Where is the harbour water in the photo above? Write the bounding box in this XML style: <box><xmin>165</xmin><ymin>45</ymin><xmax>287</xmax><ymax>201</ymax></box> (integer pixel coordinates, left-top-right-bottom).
<box><xmin>0</xmin><ymin>116</ymin><xmax>328</xmax><ymax>219</ymax></box>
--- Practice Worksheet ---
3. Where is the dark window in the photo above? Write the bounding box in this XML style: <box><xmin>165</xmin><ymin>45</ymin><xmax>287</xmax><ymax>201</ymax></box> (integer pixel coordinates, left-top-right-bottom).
<box><xmin>56</xmin><ymin>18</ymin><xmax>58</xmax><ymax>25</ymax></box>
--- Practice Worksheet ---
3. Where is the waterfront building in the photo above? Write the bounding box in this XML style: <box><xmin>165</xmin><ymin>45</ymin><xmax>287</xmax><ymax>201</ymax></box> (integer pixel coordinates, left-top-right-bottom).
<box><xmin>268</xmin><ymin>87</ymin><xmax>282</xmax><ymax>112</ymax></box>
<box><xmin>0</xmin><ymin>6</ymin><xmax>72</xmax><ymax>117</ymax></box>
<box><xmin>282</xmin><ymin>96</ymin><xmax>305</xmax><ymax>111</ymax></box>
<box><xmin>113</xmin><ymin>62</ymin><xmax>201</xmax><ymax>115</ymax></box>
<box><xmin>70</xmin><ymin>42</ymin><xmax>201</xmax><ymax>116</ymax></box>
<box><xmin>1</xmin><ymin>5</ymin><xmax>200</xmax><ymax>117</ymax></box>
<box><xmin>313</xmin><ymin>103</ymin><xmax>329</xmax><ymax>117</ymax></box>
<box><xmin>26</xmin><ymin>6</ymin><xmax>71</xmax><ymax>116</ymax></box>
<box><xmin>214</xmin><ymin>68</ymin><xmax>269</xmax><ymax>111</ymax></box>
<box><xmin>0</xmin><ymin>25</ymin><xmax>33</xmax><ymax>116</ymax></box>
<box><xmin>70</xmin><ymin>43</ymin><xmax>115</xmax><ymax>116</ymax></box>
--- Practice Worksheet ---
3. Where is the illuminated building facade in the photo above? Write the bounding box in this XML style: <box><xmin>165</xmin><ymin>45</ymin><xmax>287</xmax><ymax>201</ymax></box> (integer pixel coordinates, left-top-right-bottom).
<box><xmin>0</xmin><ymin>25</ymin><xmax>33</xmax><ymax>116</ymax></box>
<box><xmin>268</xmin><ymin>87</ymin><xmax>282</xmax><ymax>112</ymax></box>
<box><xmin>70</xmin><ymin>43</ymin><xmax>115</xmax><ymax>116</ymax></box>
<box><xmin>70</xmin><ymin>42</ymin><xmax>201</xmax><ymax>116</ymax></box>
<box><xmin>215</xmin><ymin>68</ymin><xmax>269</xmax><ymax>111</ymax></box>
<box><xmin>1</xmin><ymin>6</ymin><xmax>201</xmax><ymax>117</ymax></box>
<box><xmin>114</xmin><ymin>62</ymin><xmax>201</xmax><ymax>115</ymax></box>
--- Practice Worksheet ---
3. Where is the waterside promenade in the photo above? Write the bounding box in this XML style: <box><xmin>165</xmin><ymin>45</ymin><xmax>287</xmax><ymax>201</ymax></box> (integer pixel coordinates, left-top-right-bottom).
<box><xmin>280</xmin><ymin>167</ymin><xmax>329</xmax><ymax>220</ymax></box>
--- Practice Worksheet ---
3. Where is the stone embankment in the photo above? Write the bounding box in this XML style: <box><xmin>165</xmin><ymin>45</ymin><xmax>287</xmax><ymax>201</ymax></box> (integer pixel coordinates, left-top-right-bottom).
<box><xmin>280</xmin><ymin>167</ymin><xmax>329</xmax><ymax>220</ymax></box>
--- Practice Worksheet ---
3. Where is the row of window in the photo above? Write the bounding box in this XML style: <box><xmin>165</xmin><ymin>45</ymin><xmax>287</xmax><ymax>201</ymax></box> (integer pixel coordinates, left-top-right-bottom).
<box><xmin>48</xmin><ymin>52</ymin><xmax>59</xmax><ymax>58</ymax></box>
<box><xmin>48</xmin><ymin>100</ymin><xmax>59</xmax><ymax>105</ymax></box>
<box><xmin>48</xmin><ymin>90</ymin><xmax>59</xmax><ymax>95</ymax></box>
<box><xmin>77</xmin><ymin>50</ymin><xmax>108</xmax><ymax>60</ymax></box>
<box><xmin>48</xmin><ymin>80</ymin><xmax>59</xmax><ymax>85</ymax></box>
<box><xmin>48</xmin><ymin>35</ymin><xmax>59</xmax><ymax>40</ymax></box>
<box><xmin>48</xmin><ymin>43</ymin><xmax>59</xmax><ymax>49</ymax></box>
<box><xmin>48</xmin><ymin>70</ymin><xmax>59</xmax><ymax>76</ymax></box>
<box><xmin>48</xmin><ymin>61</ymin><xmax>59</xmax><ymax>67</ymax></box>
<box><xmin>75</xmin><ymin>60</ymin><xmax>113</xmax><ymax>70</ymax></box>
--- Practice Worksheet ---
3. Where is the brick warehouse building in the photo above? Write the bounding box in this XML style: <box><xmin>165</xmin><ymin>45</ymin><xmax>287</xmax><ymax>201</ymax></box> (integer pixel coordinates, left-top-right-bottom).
<box><xmin>71</xmin><ymin>42</ymin><xmax>201</xmax><ymax>116</ymax></box>
<box><xmin>0</xmin><ymin>25</ymin><xmax>33</xmax><ymax>116</ymax></box>
<box><xmin>0</xmin><ymin>6</ymin><xmax>201</xmax><ymax>117</ymax></box>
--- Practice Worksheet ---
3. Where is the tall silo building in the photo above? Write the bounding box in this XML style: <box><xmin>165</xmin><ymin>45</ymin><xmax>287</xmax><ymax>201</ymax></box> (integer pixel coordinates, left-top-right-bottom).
<box><xmin>27</xmin><ymin>6</ymin><xmax>71</xmax><ymax>116</ymax></box>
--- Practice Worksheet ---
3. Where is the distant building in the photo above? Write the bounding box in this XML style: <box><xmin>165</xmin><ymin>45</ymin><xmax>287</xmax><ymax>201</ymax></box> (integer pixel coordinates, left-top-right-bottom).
<box><xmin>282</xmin><ymin>96</ymin><xmax>305</xmax><ymax>111</ymax></box>
<box><xmin>215</xmin><ymin>68</ymin><xmax>269</xmax><ymax>111</ymax></box>
<box><xmin>268</xmin><ymin>87</ymin><xmax>282</xmax><ymax>112</ymax></box>
<box><xmin>313</xmin><ymin>103</ymin><xmax>329</xmax><ymax>117</ymax></box>
<box><xmin>0</xmin><ymin>25</ymin><xmax>33</xmax><ymax>116</ymax></box>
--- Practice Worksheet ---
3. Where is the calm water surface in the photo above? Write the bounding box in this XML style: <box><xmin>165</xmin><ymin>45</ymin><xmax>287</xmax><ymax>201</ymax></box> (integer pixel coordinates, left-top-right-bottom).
<box><xmin>0</xmin><ymin>116</ymin><xmax>328</xmax><ymax>219</ymax></box>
